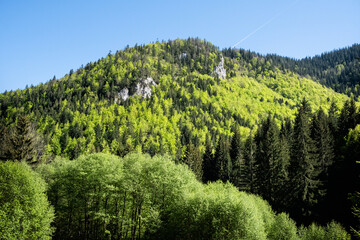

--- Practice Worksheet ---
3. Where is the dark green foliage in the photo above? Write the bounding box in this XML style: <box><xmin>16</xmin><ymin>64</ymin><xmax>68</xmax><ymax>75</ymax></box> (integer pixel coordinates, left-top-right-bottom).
<box><xmin>311</xmin><ymin>108</ymin><xmax>334</xmax><ymax>180</ymax></box>
<box><xmin>263</xmin><ymin>44</ymin><xmax>360</xmax><ymax>97</ymax></box>
<box><xmin>214</xmin><ymin>134</ymin><xmax>232</xmax><ymax>182</ymax></box>
<box><xmin>229</xmin><ymin>123</ymin><xmax>246</xmax><ymax>190</ymax></box>
<box><xmin>243</xmin><ymin>134</ymin><xmax>257</xmax><ymax>193</ymax></box>
<box><xmin>202</xmin><ymin>137</ymin><xmax>216</xmax><ymax>183</ymax></box>
<box><xmin>0</xmin><ymin>161</ymin><xmax>54</xmax><ymax>239</ymax></box>
<box><xmin>183</xmin><ymin>142</ymin><xmax>203</xmax><ymax>181</ymax></box>
<box><xmin>0</xmin><ymin>116</ymin><xmax>43</xmax><ymax>163</ymax></box>
<box><xmin>254</xmin><ymin>115</ymin><xmax>290</xmax><ymax>212</ymax></box>
<box><xmin>289</xmin><ymin>99</ymin><xmax>321</xmax><ymax>223</ymax></box>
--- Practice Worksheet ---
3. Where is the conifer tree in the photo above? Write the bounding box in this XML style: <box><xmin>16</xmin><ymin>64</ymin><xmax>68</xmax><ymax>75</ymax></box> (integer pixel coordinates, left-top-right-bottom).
<box><xmin>202</xmin><ymin>137</ymin><xmax>216</xmax><ymax>183</ymax></box>
<box><xmin>243</xmin><ymin>134</ymin><xmax>256</xmax><ymax>193</ymax></box>
<box><xmin>214</xmin><ymin>134</ymin><xmax>232</xmax><ymax>182</ymax></box>
<box><xmin>254</xmin><ymin>115</ymin><xmax>289</xmax><ymax>210</ymax></box>
<box><xmin>289</xmin><ymin>99</ymin><xmax>320</xmax><ymax>223</ymax></box>
<box><xmin>183</xmin><ymin>142</ymin><xmax>203</xmax><ymax>181</ymax></box>
<box><xmin>311</xmin><ymin>108</ymin><xmax>334</xmax><ymax>179</ymax></box>
<box><xmin>230</xmin><ymin>124</ymin><xmax>246</xmax><ymax>190</ymax></box>
<box><xmin>0</xmin><ymin>116</ymin><xmax>42</xmax><ymax>163</ymax></box>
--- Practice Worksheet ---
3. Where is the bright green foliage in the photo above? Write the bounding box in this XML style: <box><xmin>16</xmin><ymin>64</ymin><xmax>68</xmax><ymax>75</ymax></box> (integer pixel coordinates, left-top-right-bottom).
<box><xmin>268</xmin><ymin>213</ymin><xmax>299</xmax><ymax>240</ymax></box>
<box><xmin>325</xmin><ymin>221</ymin><xmax>351</xmax><ymax>240</ymax></box>
<box><xmin>298</xmin><ymin>223</ymin><xmax>326</xmax><ymax>240</ymax></box>
<box><xmin>38</xmin><ymin>153</ymin><xmax>200</xmax><ymax>239</ymax></box>
<box><xmin>161</xmin><ymin>182</ymin><xmax>269</xmax><ymax>240</ymax></box>
<box><xmin>262</xmin><ymin>43</ymin><xmax>360</xmax><ymax>98</ymax></box>
<box><xmin>36</xmin><ymin>152</ymin><xmax>349</xmax><ymax>240</ymax></box>
<box><xmin>0</xmin><ymin>39</ymin><xmax>350</xmax><ymax>162</ymax></box>
<box><xmin>298</xmin><ymin>222</ymin><xmax>350</xmax><ymax>240</ymax></box>
<box><xmin>0</xmin><ymin>161</ymin><xmax>54</xmax><ymax>240</ymax></box>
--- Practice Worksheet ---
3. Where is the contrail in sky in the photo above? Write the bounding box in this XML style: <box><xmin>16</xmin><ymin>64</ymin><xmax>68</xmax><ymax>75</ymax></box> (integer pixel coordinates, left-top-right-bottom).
<box><xmin>232</xmin><ymin>0</ymin><xmax>300</xmax><ymax>49</ymax></box>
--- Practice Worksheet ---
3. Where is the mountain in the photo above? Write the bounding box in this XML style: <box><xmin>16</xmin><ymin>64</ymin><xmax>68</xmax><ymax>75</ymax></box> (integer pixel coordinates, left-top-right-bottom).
<box><xmin>0</xmin><ymin>38</ymin><xmax>351</xmax><ymax>161</ymax></box>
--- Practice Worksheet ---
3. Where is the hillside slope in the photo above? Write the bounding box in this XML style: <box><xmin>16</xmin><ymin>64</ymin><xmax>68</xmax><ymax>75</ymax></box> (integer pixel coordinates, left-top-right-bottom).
<box><xmin>0</xmin><ymin>38</ymin><xmax>351</xmax><ymax>160</ymax></box>
<box><xmin>261</xmin><ymin>44</ymin><xmax>360</xmax><ymax>97</ymax></box>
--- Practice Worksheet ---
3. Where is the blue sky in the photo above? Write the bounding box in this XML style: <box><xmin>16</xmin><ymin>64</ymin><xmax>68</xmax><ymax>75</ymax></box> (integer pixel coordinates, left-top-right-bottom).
<box><xmin>0</xmin><ymin>0</ymin><xmax>359</xmax><ymax>93</ymax></box>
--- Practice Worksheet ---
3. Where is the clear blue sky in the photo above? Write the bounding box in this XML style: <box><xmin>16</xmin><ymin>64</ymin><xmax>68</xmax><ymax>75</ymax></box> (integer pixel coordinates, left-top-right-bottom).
<box><xmin>1</xmin><ymin>0</ymin><xmax>359</xmax><ymax>93</ymax></box>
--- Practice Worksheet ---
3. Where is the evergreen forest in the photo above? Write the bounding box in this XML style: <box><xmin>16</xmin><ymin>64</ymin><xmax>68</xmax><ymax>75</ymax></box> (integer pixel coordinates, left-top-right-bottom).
<box><xmin>1</xmin><ymin>38</ymin><xmax>360</xmax><ymax>239</ymax></box>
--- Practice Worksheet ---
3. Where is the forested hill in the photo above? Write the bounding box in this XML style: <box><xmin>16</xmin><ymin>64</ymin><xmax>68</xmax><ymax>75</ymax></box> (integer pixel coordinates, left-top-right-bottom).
<box><xmin>261</xmin><ymin>44</ymin><xmax>360</xmax><ymax>97</ymax></box>
<box><xmin>1</xmin><ymin>38</ymin><xmax>360</xmax><ymax>237</ymax></box>
<box><xmin>0</xmin><ymin>38</ymin><xmax>350</xmax><ymax>161</ymax></box>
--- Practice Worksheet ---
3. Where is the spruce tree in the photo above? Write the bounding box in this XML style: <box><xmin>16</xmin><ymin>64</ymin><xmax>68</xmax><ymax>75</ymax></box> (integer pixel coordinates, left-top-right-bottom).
<box><xmin>1</xmin><ymin>116</ymin><xmax>41</xmax><ymax>163</ymax></box>
<box><xmin>202</xmin><ymin>137</ymin><xmax>216</xmax><ymax>183</ymax></box>
<box><xmin>243</xmin><ymin>134</ymin><xmax>256</xmax><ymax>193</ymax></box>
<box><xmin>230</xmin><ymin>124</ymin><xmax>246</xmax><ymax>190</ymax></box>
<box><xmin>254</xmin><ymin>115</ymin><xmax>289</xmax><ymax>210</ymax></box>
<box><xmin>214</xmin><ymin>134</ymin><xmax>232</xmax><ymax>182</ymax></box>
<box><xmin>311</xmin><ymin>108</ymin><xmax>334</xmax><ymax>179</ymax></box>
<box><xmin>289</xmin><ymin>99</ymin><xmax>320</xmax><ymax>223</ymax></box>
<box><xmin>183</xmin><ymin>142</ymin><xmax>203</xmax><ymax>181</ymax></box>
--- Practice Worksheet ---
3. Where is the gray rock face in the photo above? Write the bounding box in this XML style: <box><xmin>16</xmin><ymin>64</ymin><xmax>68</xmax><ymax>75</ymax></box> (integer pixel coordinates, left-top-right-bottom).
<box><xmin>116</xmin><ymin>77</ymin><xmax>157</xmax><ymax>103</ymax></box>
<box><xmin>114</xmin><ymin>87</ymin><xmax>129</xmax><ymax>104</ymax></box>
<box><xmin>119</xmin><ymin>87</ymin><xmax>129</xmax><ymax>101</ymax></box>
<box><xmin>213</xmin><ymin>56</ymin><xmax>226</xmax><ymax>79</ymax></box>
<box><xmin>134</xmin><ymin>77</ymin><xmax>157</xmax><ymax>98</ymax></box>
<box><xmin>179</xmin><ymin>52</ymin><xmax>187</xmax><ymax>60</ymax></box>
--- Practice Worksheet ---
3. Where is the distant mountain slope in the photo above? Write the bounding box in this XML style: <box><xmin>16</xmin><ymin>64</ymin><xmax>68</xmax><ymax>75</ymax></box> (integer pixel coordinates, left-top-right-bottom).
<box><xmin>262</xmin><ymin>44</ymin><xmax>360</xmax><ymax>97</ymax></box>
<box><xmin>0</xmin><ymin>38</ymin><xmax>351</xmax><ymax>160</ymax></box>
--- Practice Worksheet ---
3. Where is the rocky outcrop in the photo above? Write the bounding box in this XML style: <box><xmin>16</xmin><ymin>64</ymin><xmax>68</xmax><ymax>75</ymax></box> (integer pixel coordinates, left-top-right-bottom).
<box><xmin>118</xmin><ymin>87</ymin><xmax>129</xmax><ymax>101</ymax></box>
<box><xmin>213</xmin><ymin>56</ymin><xmax>226</xmax><ymax>79</ymax></box>
<box><xmin>134</xmin><ymin>77</ymin><xmax>156</xmax><ymax>98</ymax></box>
<box><xmin>179</xmin><ymin>52</ymin><xmax>187</xmax><ymax>60</ymax></box>
<box><xmin>115</xmin><ymin>77</ymin><xmax>156</xmax><ymax>104</ymax></box>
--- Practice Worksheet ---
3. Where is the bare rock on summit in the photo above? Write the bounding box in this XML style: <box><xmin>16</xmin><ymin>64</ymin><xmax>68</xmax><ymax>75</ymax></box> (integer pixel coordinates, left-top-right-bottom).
<box><xmin>213</xmin><ymin>56</ymin><xmax>226</xmax><ymax>79</ymax></box>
